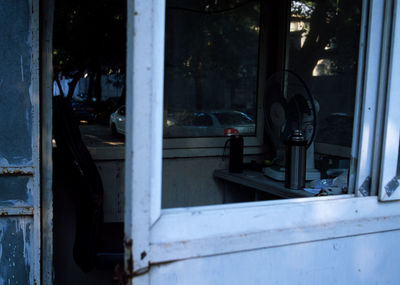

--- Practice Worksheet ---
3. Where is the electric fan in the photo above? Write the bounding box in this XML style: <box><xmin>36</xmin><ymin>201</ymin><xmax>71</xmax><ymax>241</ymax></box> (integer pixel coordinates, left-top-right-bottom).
<box><xmin>263</xmin><ymin>70</ymin><xmax>321</xmax><ymax>181</ymax></box>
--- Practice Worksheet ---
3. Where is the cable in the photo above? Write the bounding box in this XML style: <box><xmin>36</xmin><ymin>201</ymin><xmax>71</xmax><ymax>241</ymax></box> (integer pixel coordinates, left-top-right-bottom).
<box><xmin>167</xmin><ymin>0</ymin><xmax>257</xmax><ymax>15</ymax></box>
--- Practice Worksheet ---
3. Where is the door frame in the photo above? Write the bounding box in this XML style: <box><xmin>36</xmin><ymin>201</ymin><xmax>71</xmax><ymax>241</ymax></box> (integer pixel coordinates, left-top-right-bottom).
<box><xmin>124</xmin><ymin>0</ymin><xmax>400</xmax><ymax>283</ymax></box>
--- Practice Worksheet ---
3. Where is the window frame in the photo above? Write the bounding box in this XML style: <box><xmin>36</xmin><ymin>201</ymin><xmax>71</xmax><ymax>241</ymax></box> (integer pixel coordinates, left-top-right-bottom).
<box><xmin>162</xmin><ymin>0</ymin><xmax>268</xmax><ymax>153</ymax></box>
<box><xmin>378</xmin><ymin>0</ymin><xmax>400</xmax><ymax>201</ymax></box>
<box><xmin>124</xmin><ymin>0</ymin><xmax>400</xmax><ymax>277</ymax></box>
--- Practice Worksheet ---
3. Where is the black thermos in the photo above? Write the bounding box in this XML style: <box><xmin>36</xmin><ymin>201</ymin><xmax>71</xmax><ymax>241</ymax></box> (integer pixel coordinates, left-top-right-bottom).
<box><xmin>285</xmin><ymin>129</ymin><xmax>306</xmax><ymax>189</ymax></box>
<box><xmin>229</xmin><ymin>134</ymin><xmax>244</xmax><ymax>173</ymax></box>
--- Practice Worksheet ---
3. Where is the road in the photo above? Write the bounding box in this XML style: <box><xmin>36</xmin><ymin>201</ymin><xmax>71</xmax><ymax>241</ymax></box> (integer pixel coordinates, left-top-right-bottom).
<box><xmin>79</xmin><ymin>123</ymin><xmax>125</xmax><ymax>147</ymax></box>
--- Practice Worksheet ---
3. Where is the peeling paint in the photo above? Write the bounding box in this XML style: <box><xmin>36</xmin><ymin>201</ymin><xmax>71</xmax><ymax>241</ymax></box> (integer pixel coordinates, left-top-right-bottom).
<box><xmin>0</xmin><ymin>177</ymin><xmax>33</xmax><ymax>207</ymax></box>
<box><xmin>0</xmin><ymin>0</ymin><xmax>39</xmax><ymax>283</ymax></box>
<box><xmin>0</xmin><ymin>166</ymin><xmax>34</xmax><ymax>176</ymax></box>
<box><xmin>20</xmin><ymin>56</ymin><xmax>24</xmax><ymax>82</ymax></box>
<box><xmin>0</xmin><ymin>218</ymin><xmax>32</xmax><ymax>284</ymax></box>
<box><xmin>0</xmin><ymin>223</ymin><xmax>3</xmax><ymax>284</ymax></box>
<box><xmin>0</xmin><ymin>157</ymin><xmax>10</xmax><ymax>167</ymax></box>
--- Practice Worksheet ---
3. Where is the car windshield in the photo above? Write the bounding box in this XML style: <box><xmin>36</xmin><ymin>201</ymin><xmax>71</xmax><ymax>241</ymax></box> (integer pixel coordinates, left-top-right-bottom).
<box><xmin>213</xmin><ymin>112</ymin><xmax>253</xmax><ymax>126</ymax></box>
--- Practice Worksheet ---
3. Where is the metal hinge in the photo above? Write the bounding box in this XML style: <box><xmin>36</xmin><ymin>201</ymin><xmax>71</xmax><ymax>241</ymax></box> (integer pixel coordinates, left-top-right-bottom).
<box><xmin>358</xmin><ymin>176</ymin><xmax>371</xmax><ymax>196</ymax></box>
<box><xmin>113</xmin><ymin>238</ymin><xmax>149</xmax><ymax>284</ymax></box>
<box><xmin>385</xmin><ymin>177</ymin><xmax>400</xmax><ymax>197</ymax></box>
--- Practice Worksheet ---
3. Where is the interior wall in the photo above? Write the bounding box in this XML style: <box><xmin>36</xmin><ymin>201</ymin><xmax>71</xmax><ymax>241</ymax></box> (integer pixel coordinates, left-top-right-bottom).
<box><xmin>96</xmin><ymin>160</ymin><xmax>125</xmax><ymax>223</ymax></box>
<box><xmin>92</xmin><ymin>153</ymin><xmax>267</xmax><ymax>219</ymax></box>
<box><xmin>162</xmin><ymin>154</ymin><xmax>264</xmax><ymax>209</ymax></box>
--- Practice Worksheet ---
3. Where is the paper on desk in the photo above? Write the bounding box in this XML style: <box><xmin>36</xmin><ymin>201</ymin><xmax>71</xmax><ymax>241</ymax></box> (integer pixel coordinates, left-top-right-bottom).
<box><xmin>304</xmin><ymin>188</ymin><xmax>322</xmax><ymax>194</ymax></box>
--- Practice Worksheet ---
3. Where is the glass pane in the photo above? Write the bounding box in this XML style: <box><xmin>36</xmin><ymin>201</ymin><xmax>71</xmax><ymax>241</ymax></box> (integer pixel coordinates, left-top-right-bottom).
<box><xmin>164</xmin><ymin>0</ymin><xmax>260</xmax><ymax>138</ymax></box>
<box><xmin>286</xmin><ymin>0</ymin><xmax>362</xmax><ymax>148</ymax></box>
<box><xmin>162</xmin><ymin>0</ymin><xmax>364</xmax><ymax>210</ymax></box>
<box><xmin>53</xmin><ymin>0</ymin><xmax>126</xmax><ymax>147</ymax></box>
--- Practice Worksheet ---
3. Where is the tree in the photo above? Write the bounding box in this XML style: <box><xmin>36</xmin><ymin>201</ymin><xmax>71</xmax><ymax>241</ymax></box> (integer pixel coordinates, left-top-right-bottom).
<box><xmin>53</xmin><ymin>0</ymin><xmax>126</xmax><ymax>100</ymax></box>
<box><xmin>165</xmin><ymin>0</ymin><xmax>260</xmax><ymax>111</ymax></box>
<box><xmin>288</xmin><ymin>0</ymin><xmax>362</xmax><ymax>81</ymax></box>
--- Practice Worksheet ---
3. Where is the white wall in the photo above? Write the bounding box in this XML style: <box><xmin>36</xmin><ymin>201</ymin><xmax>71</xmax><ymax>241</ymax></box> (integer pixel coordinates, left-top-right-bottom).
<box><xmin>150</xmin><ymin>230</ymin><xmax>400</xmax><ymax>284</ymax></box>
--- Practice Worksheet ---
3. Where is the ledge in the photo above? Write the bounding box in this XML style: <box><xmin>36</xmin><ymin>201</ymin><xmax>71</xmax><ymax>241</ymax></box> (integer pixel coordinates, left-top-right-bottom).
<box><xmin>88</xmin><ymin>145</ymin><xmax>265</xmax><ymax>160</ymax></box>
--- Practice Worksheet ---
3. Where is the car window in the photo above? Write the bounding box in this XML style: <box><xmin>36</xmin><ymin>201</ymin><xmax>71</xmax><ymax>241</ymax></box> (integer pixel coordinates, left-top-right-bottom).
<box><xmin>193</xmin><ymin>113</ymin><xmax>213</xmax><ymax>126</ymax></box>
<box><xmin>214</xmin><ymin>112</ymin><xmax>253</xmax><ymax>126</ymax></box>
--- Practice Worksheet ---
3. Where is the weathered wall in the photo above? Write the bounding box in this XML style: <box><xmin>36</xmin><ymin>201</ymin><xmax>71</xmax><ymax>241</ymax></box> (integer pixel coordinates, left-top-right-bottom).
<box><xmin>0</xmin><ymin>218</ymin><xmax>33</xmax><ymax>285</ymax></box>
<box><xmin>0</xmin><ymin>0</ymin><xmax>37</xmax><ymax>283</ymax></box>
<box><xmin>0</xmin><ymin>0</ymin><xmax>33</xmax><ymax>166</ymax></box>
<box><xmin>150</xmin><ymin>229</ymin><xmax>400</xmax><ymax>284</ymax></box>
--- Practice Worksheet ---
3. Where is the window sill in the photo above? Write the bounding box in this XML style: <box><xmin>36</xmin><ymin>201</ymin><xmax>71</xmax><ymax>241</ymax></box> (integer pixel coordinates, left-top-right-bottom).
<box><xmin>150</xmin><ymin>195</ymin><xmax>400</xmax><ymax>264</ymax></box>
<box><xmin>88</xmin><ymin>145</ymin><xmax>266</xmax><ymax>160</ymax></box>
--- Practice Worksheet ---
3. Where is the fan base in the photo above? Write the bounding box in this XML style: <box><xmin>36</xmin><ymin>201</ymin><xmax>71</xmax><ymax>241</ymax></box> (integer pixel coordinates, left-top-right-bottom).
<box><xmin>263</xmin><ymin>166</ymin><xmax>321</xmax><ymax>182</ymax></box>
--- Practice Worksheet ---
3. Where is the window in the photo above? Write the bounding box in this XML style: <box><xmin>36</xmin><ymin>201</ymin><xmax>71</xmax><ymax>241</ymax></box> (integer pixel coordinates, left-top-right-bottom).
<box><xmin>124</xmin><ymin>0</ymin><xmax>400</xmax><ymax>277</ymax></box>
<box><xmin>53</xmin><ymin>0</ymin><xmax>127</xmax><ymax>155</ymax></box>
<box><xmin>161</xmin><ymin>0</ymin><xmax>363</xmax><ymax>209</ymax></box>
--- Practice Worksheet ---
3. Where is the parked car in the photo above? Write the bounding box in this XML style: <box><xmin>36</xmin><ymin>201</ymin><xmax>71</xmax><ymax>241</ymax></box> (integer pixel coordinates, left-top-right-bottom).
<box><xmin>165</xmin><ymin>110</ymin><xmax>255</xmax><ymax>137</ymax></box>
<box><xmin>71</xmin><ymin>101</ymin><xmax>95</xmax><ymax>123</ymax></box>
<box><xmin>95</xmin><ymin>97</ymin><xmax>122</xmax><ymax>123</ymax></box>
<box><xmin>109</xmin><ymin>105</ymin><xmax>126</xmax><ymax>136</ymax></box>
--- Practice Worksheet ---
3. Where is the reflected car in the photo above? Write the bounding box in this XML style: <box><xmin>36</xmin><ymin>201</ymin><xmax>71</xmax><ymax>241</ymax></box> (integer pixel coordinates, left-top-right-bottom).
<box><xmin>165</xmin><ymin>110</ymin><xmax>255</xmax><ymax>137</ymax></box>
<box><xmin>109</xmin><ymin>106</ymin><xmax>126</xmax><ymax>136</ymax></box>
<box><xmin>72</xmin><ymin>101</ymin><xmax>95</xmax><ymax>123</ymax></box>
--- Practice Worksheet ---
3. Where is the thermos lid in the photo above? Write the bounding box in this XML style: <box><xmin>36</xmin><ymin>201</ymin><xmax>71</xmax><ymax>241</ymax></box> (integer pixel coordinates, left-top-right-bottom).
<box><xmin>290</xmin><ymin>129</ymin><xmax>305</xmax><ymax>142</ymax></box>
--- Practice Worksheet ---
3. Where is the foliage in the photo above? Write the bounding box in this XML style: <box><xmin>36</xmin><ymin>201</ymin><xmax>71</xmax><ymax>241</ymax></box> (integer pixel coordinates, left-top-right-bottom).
<box><xmin>288</xmin><ymin>0</ymin><xmax>362</xmax><ymax>78</ymax></box>
<box><xmin>165</xmin><ymin>0</ymin><xmax>260</xmax><ymax>109</ymax></box>
<box><xmin>53</xmin><ymin>0</ymin><xmax>126</xmax><ymax>98</ymax></box>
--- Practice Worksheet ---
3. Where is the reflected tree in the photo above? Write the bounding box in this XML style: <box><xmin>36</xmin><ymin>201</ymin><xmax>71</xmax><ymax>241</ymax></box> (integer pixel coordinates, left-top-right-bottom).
<box><xmin>165</xmin><ymin>0</ymin><xmax>260</xmax><ymax>111</ymax></box>
<box><xmin>53</xmin><ymin>0</ymin><xmax>126</xmax><ymax>100</ymax></box>
<box><xmin>288</xmin><ymin>0</ymin><xmax>362</xmax><ymax>80</ymax></box>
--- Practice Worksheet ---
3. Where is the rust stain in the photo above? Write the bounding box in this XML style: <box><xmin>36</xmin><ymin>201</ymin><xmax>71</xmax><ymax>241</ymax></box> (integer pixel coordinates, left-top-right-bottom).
<box><xmin>0</xmin><ymin>168</ymin><xmax>34</xmax><ymax>176</ymax></box>
<box><xmin>124</xmin><ymin>238</ymin><xmax>134</xmax><ymax>278</ymax></box>
<box><xmin>0</xmin><ymin>207</ymin><xmax>33</xmax><ymax>216</ymax></box>
<box><xmin>114</xmin><ymin>238</ymin><xmax>136</xmax><ymax>283</ymax></box>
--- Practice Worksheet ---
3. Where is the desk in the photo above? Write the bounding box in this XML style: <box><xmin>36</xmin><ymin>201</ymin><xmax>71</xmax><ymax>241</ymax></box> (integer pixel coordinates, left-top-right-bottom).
<box><xmin>213</xmin><ymin>169</ymin><xmax>314</xmax><ymax>199</ymax></box>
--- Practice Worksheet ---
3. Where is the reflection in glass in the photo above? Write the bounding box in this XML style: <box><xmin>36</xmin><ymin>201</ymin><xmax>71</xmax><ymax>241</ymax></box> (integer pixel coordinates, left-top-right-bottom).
<box><xmin>287</xmin><ymin>0</ymin><xmax>362</xmax><ymax>148</ymax></box>
<box><xmin>164</xmin><ymin>0</ymin><xmax>260</xmax><ymax>138</ymax></box>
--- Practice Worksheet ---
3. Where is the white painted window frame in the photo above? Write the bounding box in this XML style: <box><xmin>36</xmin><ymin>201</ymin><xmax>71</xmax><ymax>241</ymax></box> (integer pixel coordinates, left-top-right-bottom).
<box><xmin>124</xmin><ymin>0</ymin><xmax>400</xmax><ymax>281</ymax></box>
<box><xmin>378</xmin><ymin>0</ymin><xmax>400</xmax><ymax>201</ymax></box>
